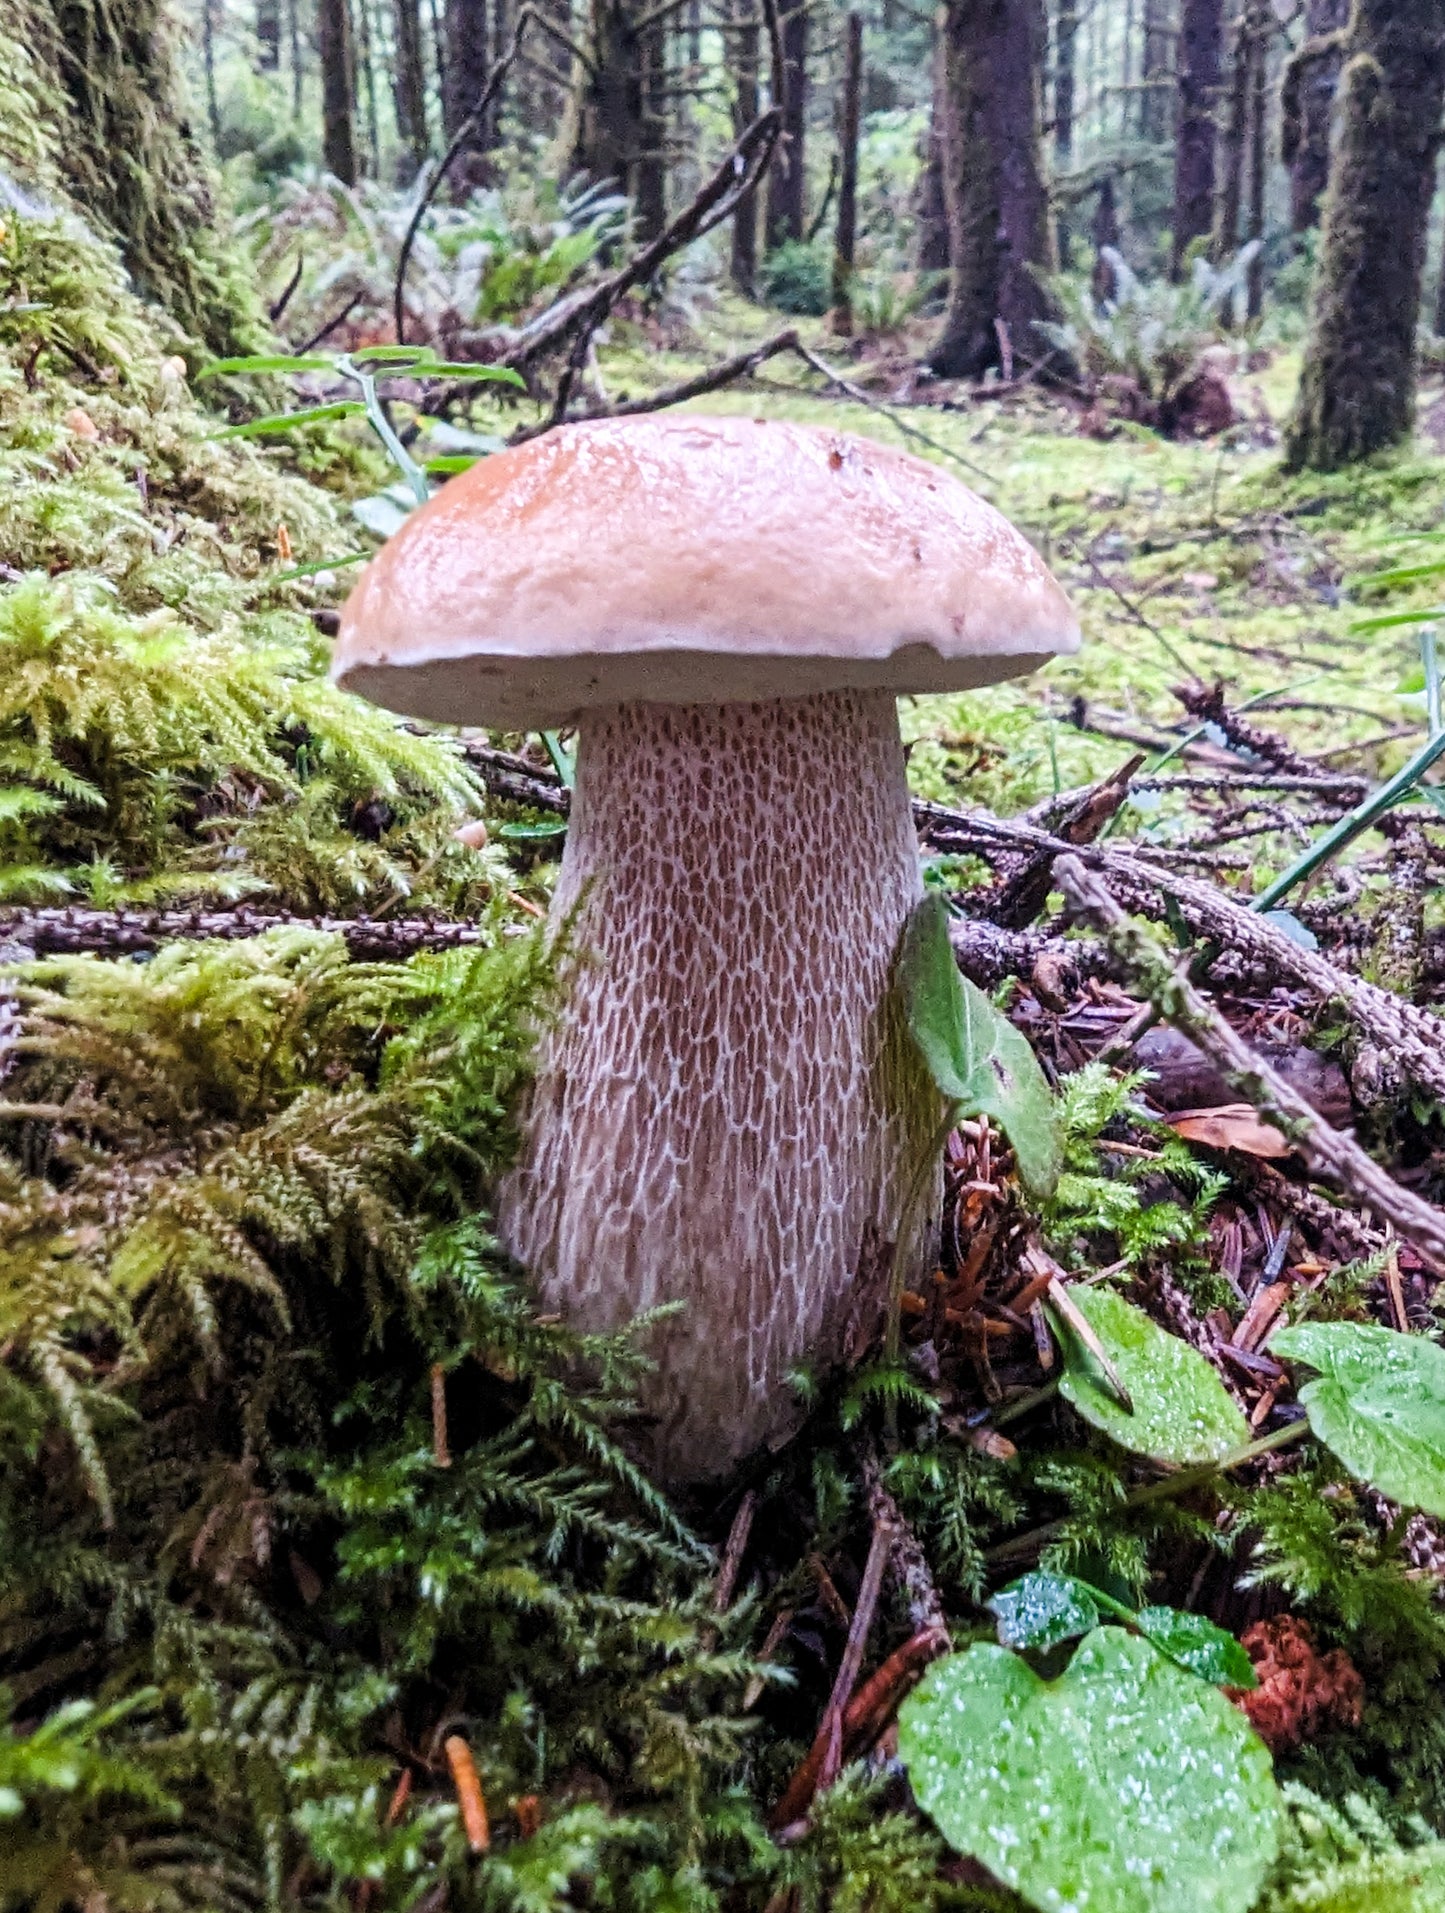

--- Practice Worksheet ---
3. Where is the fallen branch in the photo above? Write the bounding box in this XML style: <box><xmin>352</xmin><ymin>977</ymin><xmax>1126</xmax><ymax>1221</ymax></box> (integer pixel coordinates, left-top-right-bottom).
<box><xmin>917</xmin><ymin>802</ymin><xmax>1445</xmax><ymax>1108</ymax></box>
<box><xmin>1053</xmin><ymin>855</ymin><xmax>1445</xmax><ymax>1268</ymax></box>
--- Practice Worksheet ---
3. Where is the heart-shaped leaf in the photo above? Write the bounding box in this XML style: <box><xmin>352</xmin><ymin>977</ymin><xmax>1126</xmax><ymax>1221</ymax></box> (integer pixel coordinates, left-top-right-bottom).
<box><xmin>898</xmin><ymin>1630</ymin><xmax>1280</xmax><ymax>1913</ymax></box>
<box><xmin>899</xmin><ymin>896</ymin><xmax>1061</xmax><ymax>1198</ymax></box>
<box><xmin>1271</xmin><ymin>1322</ymin><xmax>1445</xmax><ymax>1517</ymax></box>
<box><xmin>1134</xmin><ymin>1608</ymin><xmax>1257</xmax><ymax>1689</ymax></box>
<box><xmin>989</xmin><ymin>1571</ymin><xmax>1100</xmax><ymax>1651</ymax></box>
<box><xmin>1056</xmin><ymin>1286</ymin><xmax>1249</xmax><ymax>1465</ymax></box>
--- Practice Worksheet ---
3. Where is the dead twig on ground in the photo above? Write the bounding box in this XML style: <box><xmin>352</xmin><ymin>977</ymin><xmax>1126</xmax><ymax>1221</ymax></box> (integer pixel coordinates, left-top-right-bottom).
<box><xmin>1053</xmin><ymin>855</ymin><xmax>1445</xmax><ymax>1268</ymax></box>
<box><xmin>916</xmin><ymin>801</ymin><xmax>1445</xmax><ymax>1108</ymax></box>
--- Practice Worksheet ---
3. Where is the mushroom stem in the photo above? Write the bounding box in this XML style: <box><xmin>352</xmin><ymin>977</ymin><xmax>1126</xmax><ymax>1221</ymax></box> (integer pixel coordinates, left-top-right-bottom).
<box><xmin>495</xmin><ymin>689</ymin><xmax>943</xmax><ymax>1483</ymax></box>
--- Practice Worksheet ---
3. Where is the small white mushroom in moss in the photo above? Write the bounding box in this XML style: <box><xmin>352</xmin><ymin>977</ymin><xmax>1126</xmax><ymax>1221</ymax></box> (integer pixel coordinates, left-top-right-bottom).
<box><xmin>331</xmin><ymin>415</ymin><xmax>1079</xmax><ymax>1483</ymax></box>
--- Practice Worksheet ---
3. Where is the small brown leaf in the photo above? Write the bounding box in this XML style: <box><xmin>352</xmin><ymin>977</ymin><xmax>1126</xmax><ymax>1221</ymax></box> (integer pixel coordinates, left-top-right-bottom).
<box><xmin>1168</xmin><ymin>1103</ymin><xmax>1292</xmax><ymax>1159</ymax></box>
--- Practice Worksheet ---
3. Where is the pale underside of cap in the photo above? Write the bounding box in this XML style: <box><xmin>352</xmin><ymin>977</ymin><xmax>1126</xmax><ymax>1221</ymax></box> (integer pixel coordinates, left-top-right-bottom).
<box><xmin>331</xmin><ymin>413</ymin><xmax>1082</xmax><ymax>730</ymax></box>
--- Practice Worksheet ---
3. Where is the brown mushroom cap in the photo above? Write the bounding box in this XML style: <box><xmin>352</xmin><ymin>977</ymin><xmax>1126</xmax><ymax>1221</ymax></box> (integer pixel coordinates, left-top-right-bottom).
<box><xmin>331</xmin><ymin>414</ymin><xmax>1081</xmax><ymax>729</ymax></box>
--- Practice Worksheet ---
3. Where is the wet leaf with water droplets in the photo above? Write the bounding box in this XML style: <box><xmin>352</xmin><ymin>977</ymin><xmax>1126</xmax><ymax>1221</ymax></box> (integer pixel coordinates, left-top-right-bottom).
<box><xmin>898</xmin><ymin>1629</ymin><xmax>1280</xmax><ymax>1913</ymax></box>
<box><xmin>989</xmin><ymin>1571</ymin><xmax>1100</xmax><ymax>1651</ymax></box>
<box><xmin>899</xmin><ymin>895</ymin><xmax>1062</xmax><ymax>1198</ymax></box>
<box><xmin>1056</xmin><ymin>1285</ymin><xmax>1249</xmax><ymax>1465</ymax></box>
<box><xmin>1271</xmin><ymin>1322</ymin><xmax>1445</xmax><ymax>1517</ymax></box>
<box><xmin>1134</xmin><ymin>1607</ymin><xmax>1257</xmax><ymax>1689</ymax></box>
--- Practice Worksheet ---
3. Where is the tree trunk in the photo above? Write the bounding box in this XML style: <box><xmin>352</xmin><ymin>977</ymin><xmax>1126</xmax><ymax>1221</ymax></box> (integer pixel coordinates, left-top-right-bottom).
<box><xmin>357</xmin><ymin>0</ymin><xmax>381</xmax><ymax>174</ymax></box>
<box><xmin>257</xmin><ymin>0</ymin><xmax>282</xmax><ymax>67</ymax></box>
<box><xmin>443</xmin><ymin>0</ymin><xmax>492</xmax><ymax>188</ymax></box>
<box><xmin>43</xmin><ymin>0</ymin><xmax>267</xmax><ymax>354</ymax></box>
<box><xmin>766</xmin><ymin>0</ymin><xmax>808</xmax><ymax>248</ymax></box>
<box><xmin>290</xmin><ymin>0</ymin><xmax>304</xmax><ymax>113</ymax></box>
<box><xmin>915</xmin><ymin>24</ymin><xmax>950</xmax><ymax>277</ymax></box>
<box><xmin>1052</xmin><ymin>0</ymin><xmax>1077</xmax><ymax>262</ymax></box>
<box><xmin>1245</xmin><ymin>10</ymin><xmax>1265</xmax><ymax>317</ymax></box>
<box><xmin>318</xmin><ymin>0</ymin><xmax>359</xmax><ymax>183</ymax></box>
<box><xmin>1171</xmin><ymin>0</ymin><xmax>1221</xmax><ymax>274</ymax></box>
<box><xmin>930</xmin><ymin>0</ymin><xmax>1054</xmax><ymax>380</ymax></box>
<box><xmin>1280</xmin><ymin>0</ymin><xmax>1348</xmax><ymax>231</ymax></box>
<box><xmin>730</xmin><ymin>0</ymin><xmax>760</xmax><ymax>292</ymax></box>
<box><xmin>1285</xmin><ymin>0</ymin><xmax>1445</xmax><ymax>470</ymax></box>
<box><xmin>831</xmin><ymin>11</ymin><xmax>862</xmax><ymax>331</ymax></box>
<box><xmin>1211</xmin><ymin>1</ymin><xmax>1248</xmax><ymax>261</ymax></box>
<box><xmin>393</xmin><ymin>0</ymin><xmax>430</xmax><ymax>176</ymax></box>
<box><xmin>1140</xmin><ymin>0</ymin><xmax>1171</xmax><ymax>141</ymax></box>
<box><xmin>635</xmin><ymin>20</ymin><xmax>667</xmax><ymax>240</ymax></box>
<box><xmin>569</xmin><ymin>0</ymin><xmax>666</xmax><ymax>239</ymax></box>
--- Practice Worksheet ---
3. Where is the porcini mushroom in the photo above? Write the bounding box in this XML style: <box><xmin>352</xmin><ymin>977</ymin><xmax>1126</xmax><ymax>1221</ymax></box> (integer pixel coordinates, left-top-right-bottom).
<box><xmin>332</xmin><ymin>415</ymin><xmax>1079</xmax><ymax>1482</ymax></box>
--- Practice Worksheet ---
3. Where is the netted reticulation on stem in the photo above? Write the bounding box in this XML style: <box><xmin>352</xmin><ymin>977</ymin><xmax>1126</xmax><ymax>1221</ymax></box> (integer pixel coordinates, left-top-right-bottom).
<box><xmin>495</xmin><ymin>690</ymin><xmax>943</xmax><ymax>1482</ymax></box>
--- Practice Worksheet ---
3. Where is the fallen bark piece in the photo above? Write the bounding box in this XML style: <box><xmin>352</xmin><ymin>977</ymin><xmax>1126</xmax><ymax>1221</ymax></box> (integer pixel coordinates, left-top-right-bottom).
<box><xmin>1169</xmin><ymin>1103</ymin><xmax>1293</xmax><ymax>1159</ymax></box>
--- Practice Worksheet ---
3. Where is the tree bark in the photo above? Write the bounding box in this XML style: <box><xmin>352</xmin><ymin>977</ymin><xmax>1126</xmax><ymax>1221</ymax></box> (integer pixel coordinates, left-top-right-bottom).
<box><xmin>831</xmin><ymin>11</ymin><xmax>862</xmax><ymax>331</ymax></box>
<box><xmin>1140</xmin><ymin>0</ymin><xmax>1172</xmax><ymax>142</ymax></box>
<box><xmin>443</xmin><ymin>0</ymin><xmax>492</xmax><ymax>187</ymax></box>
<box><xmin>568</xmin><ymin>0</ymin><xmax>667</xmax><ymax>240</ymax></box>
<box><xmin>766</xmin><ymin>0</ymin><xmax>808</xmax><ymax>248</ymax></box>
<box><xmin>357</xmin><ymin>0</ymin><xmax>381</xmax><ymax>174</ymax></box>
<box><xmin>1280</xmin><ymin>0</ymin><xmax>1348</xmax><ymax>231</ymax></box>
<box><xmin>318</xmin><ymin>0</ymin><xmax>359</xmax><ymax>184</ymax></box>
<box><xmin>393</xmin><ymin>0</ymin><xmax>430</xmax><ymax>176</ymax></box>
<box><xmin>731</xmin><ymin>0</ymin><xmax>760</xmax><ymax>291</ymax></box>
<box><xmin>1171</xmin><ymin>0</ymin><xmax>1221</xmax><ymax>274</ymax></box>
<box><xmin>1245</xmin><ymin>8</ymin><xmax>1265</xmax><ymax>317</ymax></box>
<box><xmin>1211</xmin><ymin>1</ymin><xmax>1249</xmax><ymax>261</ymax></box>
<box><xmin>915</xmin><ymin>23</ymin><xmax>950</xmax><ymax>277</ymax></box>
<box><xmin>257</xmin><ymin>0</ymin><xmax>282</xmax><ymax>67</ymax></box>
<box><xmin>930</xmin><ymin>0</ymin><xmax>1054</xmax><ymax>380</ymax></box>
<box><xmin>1285</xmin><ymin>0</ymin><xmax>1445</xmax><ymax>470</ymax></box>
<box><xmin>1052</xmin><ymin>0</ymin><xmax>1077</xmax><ymax>263</ymax></box>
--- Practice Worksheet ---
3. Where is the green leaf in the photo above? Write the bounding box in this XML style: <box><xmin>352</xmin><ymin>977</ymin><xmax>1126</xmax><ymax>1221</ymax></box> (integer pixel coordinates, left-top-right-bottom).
<box><xmin>1055</xmin><ymin>1286</ymin><xmax>1249</xmax><ymax>1465</ymax></box>
<box><xmin>899</xmin><ymin>895</ymin><xmax>1062</xmax><ymax>1198</ymax></box>
<box><xmin>216</xmin><ymin>401</ymin><xmax>367</xmax><ymax>438</ymax></box>
<box><xmin>1134</xmin><ymin>1608</ymin><xmax>1257</xmax><ymax>1689</ymax></box>
<box><xmin>498</xmin><ymin>820</ymin><xmax>567</xmax><ymax>841</ymax></box>
<box><xmin>349</xmin><ymin>344</ymin><xmax>438</xmax><ymax>362</ymax></box>
<box><xmin>988</xmin><ymin>1571</ymin><xmax>1100</xmax><ymax>1650</ymax></box>
<box><xmin>1350</xmin><ymin>604</ymin><xmax>1445</xmax><ymax>635</ymax></box>
<box><xmin>899</xmin><ymin>1630</ymin><xmax>1279</xmax><ymax>1913</ymax></box>
<box><xmin>411</xmin><ymin>362</ymin><xmax>526</xmax><ymax>385</ymax></box>
<box><xmin>1270</xmin><ymin>1322</ymin><xmax>1445</xmax><ymax>1517</ymax></box>
<box><xmin>198</xmin><ymin>354</ymin><xmax>338</xmax><ymax>377</ymax></box>
<box><xmin>269</xmin><ymin>552</ymin><xmax>370</xmax><ymax>583</ymax></box>
<box><xmin>424</xmin><ymin>455</ymin><xmax>480</xmax><ymax>474</ymax></box>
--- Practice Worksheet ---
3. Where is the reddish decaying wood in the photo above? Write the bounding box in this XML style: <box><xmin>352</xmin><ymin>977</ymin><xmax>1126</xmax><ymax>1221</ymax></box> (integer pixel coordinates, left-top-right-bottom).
<box><xmin>444</xmin><ymin>1735</ymin><xmax>491</xmax><ymax>1853</ymax></box>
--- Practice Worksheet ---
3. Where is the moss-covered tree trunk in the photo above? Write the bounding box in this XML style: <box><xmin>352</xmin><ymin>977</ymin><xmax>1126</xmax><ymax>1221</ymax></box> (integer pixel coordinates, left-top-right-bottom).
<box><xmin>1280</xmin><ymin>0</ymin><xmax>1348</xmax><ymax>231</ymax></box>
<box><xmin>1284</xmin><ymin>0</ymin><xmax>1445</xmax><ymax>471</ymax></box>
<box><xmin>929</xmin><ymin>0</ymin><xmax>1053</xmax><ymax>380</ymax></box>
<box><xmin>0</xmin><ymin>0</ymin><xmax>266</xmax><ymax>357</ymax></box>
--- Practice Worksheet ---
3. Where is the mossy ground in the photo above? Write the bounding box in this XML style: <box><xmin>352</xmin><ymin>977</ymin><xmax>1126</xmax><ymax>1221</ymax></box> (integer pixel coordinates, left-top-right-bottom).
<box><xmin>6</xmin><ymin>173</ymin><xmax>1445</xmax><ymax>1908</ymax></box>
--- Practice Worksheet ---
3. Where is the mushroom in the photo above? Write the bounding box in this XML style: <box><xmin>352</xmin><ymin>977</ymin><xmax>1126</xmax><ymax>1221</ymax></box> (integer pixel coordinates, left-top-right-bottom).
<box><xmin>331</xmin><ymin>415</ymin><xmax>1079</xmax><ymax>1482</ymax></box>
